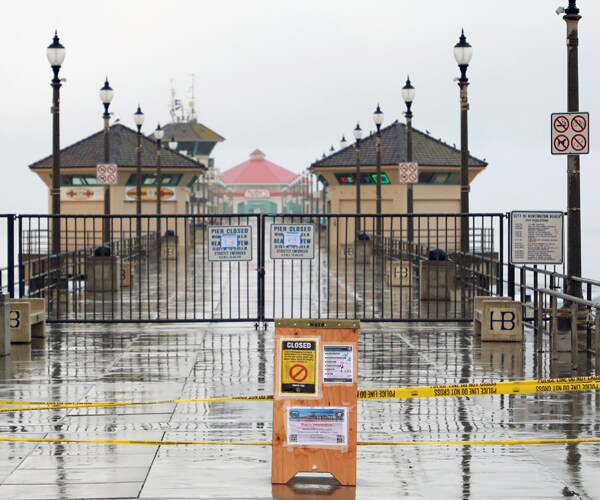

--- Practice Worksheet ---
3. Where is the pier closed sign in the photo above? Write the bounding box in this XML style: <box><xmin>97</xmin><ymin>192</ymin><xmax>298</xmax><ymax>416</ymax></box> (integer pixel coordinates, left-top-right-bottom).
<box><xmin>270</xmin><ymin>223</ymin><xmax>315</xmax><ymax>259</ymax></box>
<box><xmin>207</xmin><ymin>225</ymin><xmax>252</xmax><ymax>262</ymax></box>
<box><xmin>510</xmin><ymin>211</ymin><xmax>563</xmax><ymax>265</ymax></box>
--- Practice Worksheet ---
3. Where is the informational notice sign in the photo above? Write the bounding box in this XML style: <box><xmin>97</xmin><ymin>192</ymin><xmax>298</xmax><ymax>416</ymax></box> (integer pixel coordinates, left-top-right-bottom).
<box><xmin>207</xmin><ymin>225</ymin><xmax>252</xmax><ymax>262</ymax></box>
<box><xmin>280</xmin><ymin>339</ymin><xmax>317</xmax><ymax>395</ymax></box>
<box><xmin>510</xmin><ymin>211</ymin><xmax>564</xmax><ymax>265</ymax></box>
<box><xmin>323</xmin><ymin>345</ymin><xmax>354</xmax><ymax>383</ymax></box>
<box><xmin>270</xmin><ymin>223</ymin><xmax>315</xmax><ymax>260</ymax></box>
<box><xmin>286</xmin><ymin>407</ymin><xmax>347</xmax><ymax>446</ymax></box>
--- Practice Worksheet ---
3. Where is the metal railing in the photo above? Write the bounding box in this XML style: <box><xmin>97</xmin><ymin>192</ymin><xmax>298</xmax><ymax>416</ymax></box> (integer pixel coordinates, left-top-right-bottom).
<box><xmin>534</xmin><ymin>288</ymin><xmax>600</xmax><ymax>375</ymax></box>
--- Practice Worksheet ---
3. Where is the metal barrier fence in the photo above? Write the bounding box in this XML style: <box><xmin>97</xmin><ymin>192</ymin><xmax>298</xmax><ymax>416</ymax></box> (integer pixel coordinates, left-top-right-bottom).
<box><xmin>261</xmin><ymin>213</ymin><xmax>503</xmax><ymax>322</ymax></box>
<box><xmin>0</xmin><ymin>213</ymin><xmax>506</xmax><ymax>323</ymax></box>
<box><xmin>3</xmin><ymin>212</ymin><xmax>596</xmax><ymax>326</ymax></box>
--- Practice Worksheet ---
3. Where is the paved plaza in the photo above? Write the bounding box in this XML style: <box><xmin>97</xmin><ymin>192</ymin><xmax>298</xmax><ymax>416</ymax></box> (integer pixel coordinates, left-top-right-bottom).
<box><xmin>0</xmin><ymin>320</ymin><xmax>599</xmax><ymax>499</ymax></box>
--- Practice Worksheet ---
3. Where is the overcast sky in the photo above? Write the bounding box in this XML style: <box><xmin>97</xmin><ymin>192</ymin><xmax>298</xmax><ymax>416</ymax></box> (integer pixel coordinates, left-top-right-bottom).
<box><xmin>3</xmin><ymin>1</ymin><xmax>600</xmax><ymax>276</ymax></box>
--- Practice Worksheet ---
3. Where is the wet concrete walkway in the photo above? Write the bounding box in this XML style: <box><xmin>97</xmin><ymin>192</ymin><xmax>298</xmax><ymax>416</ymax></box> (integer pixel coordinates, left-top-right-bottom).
<box><xmin>0</xmin><ymin>321</ymin><xmax>599</xmax><ymax>499</ymax></box>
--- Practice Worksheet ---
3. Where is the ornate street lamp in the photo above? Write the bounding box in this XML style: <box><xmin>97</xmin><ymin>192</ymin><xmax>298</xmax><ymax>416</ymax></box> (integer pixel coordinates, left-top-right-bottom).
<box><xmin>372</xmin><ymin>105</ymin><xmax>384</xmax><ymax>237</ymax></box>
<box><xmin>99</xmin><ymin>78</ymin><xmax>114</xmax><ymax>244</ymax></box>
<box><xmin>133</xmin><ymin>105</ymin><xmax>145</xmax><ymax>216</ymax></box>
<box><xmin>401</xmin><ymin>76</ymin><xmax>416</xmax><ymax>243</ymax></box>
<box><xmin>47</xmin><ymin>31</ymin><xmax>66</xmax><ymax>257</ymax></box>
<box><xmin>339</xmin><ymin>135</ymin><xmax>348</xmax><ymax>150</ymax></box>
<box><xmin>454</xmin><ymin>29</ymin><xmax>473</xmax><ymax>254</ymax></box>
<box><xmin>353</xmin><ymin>123</ymin><xmax>363</xmax><ymax>236</ymax></box>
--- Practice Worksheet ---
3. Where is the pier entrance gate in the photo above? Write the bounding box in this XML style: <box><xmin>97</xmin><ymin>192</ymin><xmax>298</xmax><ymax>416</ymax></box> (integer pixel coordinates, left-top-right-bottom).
<box><xmin>1</xmin><ymin>213</ymin><xmax>505</xmax><ymax>324</ymax></box>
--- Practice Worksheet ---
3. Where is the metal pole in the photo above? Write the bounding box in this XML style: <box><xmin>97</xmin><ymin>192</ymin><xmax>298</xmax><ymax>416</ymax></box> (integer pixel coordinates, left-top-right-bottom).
<box><xmin>375</xmin><ymin>129</ymin><xmax>382</xmax><ymax>238</ymax></box>
<box><xmin>156</xmin><ymin>142</ymin><xmax>162</xmax><ymax>215</ymax></box>
<box><xmin>102</xmin><ymin>112</ymin><xmax>110</xmax><ymax>244</ymax></box>
<box><xmin>136</xmin><ymin>130</ymin><xmax>142</xmax><ymax>252</ymax></box>
<box><xmin>136</xmin><ymin>131</ymin><xmax>142</xmax><ymax>215</ymax></box>
<box><xmin>355</xmin><ymin>141</ymin><xmax>361</xmax><ymax>236</ymax></box>
<box><xmin>459</xmin><ymin>77</ymin><xmax>470</xmax><ymax>255</ymax></box>
<box><xmin>51</xmin><ymin>68</ymin><xmax>62</xmax><ymax>257</ymax></box>
<box><xmin>564</xmin><ymin>1</ymin><xmax>583</xmax><ymax>299</ymax></box>
<box><xmin>406</xmin><ymin>114</ymin><xmax>414</xmax><ymax>243</ymax></box>
<box><xmin>156</xmin><ymin>141</ymin><xmax>162</xmax><ymax>241</ymax></box>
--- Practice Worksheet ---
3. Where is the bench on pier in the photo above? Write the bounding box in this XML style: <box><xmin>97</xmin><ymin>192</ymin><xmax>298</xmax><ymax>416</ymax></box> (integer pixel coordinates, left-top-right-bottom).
<box><xmin>8</xmin><ymin>298</ymin><xmax>46</xmax><ymax>343</ymax></box>
<box><xmin>473</xmin><ymin>296</ymin><xmax>522</xmax><ymax>342</ymax></box>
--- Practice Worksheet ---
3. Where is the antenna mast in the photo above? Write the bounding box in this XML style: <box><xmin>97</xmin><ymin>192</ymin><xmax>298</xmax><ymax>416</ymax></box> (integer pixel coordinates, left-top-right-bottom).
<box><xmin>169</xmin><ymin>79</ymin><xmax>177</xmax><ymax>123</ymax></box>
<box><xmin>189</xmin><ymin>73</ymin><xmax>196</xmax><ymax>122</ymax></box>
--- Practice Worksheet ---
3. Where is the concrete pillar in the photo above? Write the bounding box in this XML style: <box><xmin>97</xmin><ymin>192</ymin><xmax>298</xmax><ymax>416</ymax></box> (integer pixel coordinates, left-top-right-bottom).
<box><xmin>0</xmin><ymin>294</ymin><xmax>11</xmax><ymax>356</ymax></box>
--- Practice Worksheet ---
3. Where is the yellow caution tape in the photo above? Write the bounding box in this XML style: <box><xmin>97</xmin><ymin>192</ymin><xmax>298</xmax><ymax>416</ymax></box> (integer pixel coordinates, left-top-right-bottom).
<box><xmin>0</xmin><ymin>436</ymin><xmax>600</xmax><ymax>447</ymax></box>
<box><xmin>0</xmin><ymin>394</ymin><xmax>273</xmax><ymax>413</ymax></box>
<box><xmin>357</xmin><ymin>375</ymin><xmax>600</xmax><ymax>400</ymax></box>
<box><xmin>1</xmin><ymin>376</ymin><xmax>599</xmax><ymax>413</ymax></box>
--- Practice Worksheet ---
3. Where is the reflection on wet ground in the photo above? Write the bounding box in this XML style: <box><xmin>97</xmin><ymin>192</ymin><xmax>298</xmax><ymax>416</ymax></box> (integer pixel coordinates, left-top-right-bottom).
<box><xmin>0</xmin><ymin>321</ymin><xmax>599</xmax><ymax>499</ymax></box>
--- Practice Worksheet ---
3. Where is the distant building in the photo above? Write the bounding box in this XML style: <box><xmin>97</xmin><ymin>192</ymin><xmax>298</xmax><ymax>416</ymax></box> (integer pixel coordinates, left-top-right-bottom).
<box><xmin>28</xmin><ymin>123</ymin><xmax>206</xmax><ymax>217</ymax></box>
<box><xmin>221</xmin><ymin>150</ymin><xmax>297</xmax><ymax>213</ymax></box>
<box><xmin>160</xmin><ymin>119</ymin><xmax>228</xmax><ymax>215</ymax></box>
<box><xmin>311</xmin><ymin>121</ymin><xmax>487</xmax><ymax>215</ymax></box>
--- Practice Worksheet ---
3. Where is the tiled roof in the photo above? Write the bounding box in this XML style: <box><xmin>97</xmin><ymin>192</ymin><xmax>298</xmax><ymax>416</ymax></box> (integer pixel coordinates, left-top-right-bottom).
<box><xmin>161</xmin><ymin>120</ymin><xmax>225</xmax><ymax>143</ymax></box>
<box><xmin>311</xmin><ymin>121</ymin><xmax>487</xmax><ymax>169</ymax></box>
<box><xmin>29</xmin><ymin>123</ymin><xmax>205</xmax><ymax>170</ymax></box>
<box><xmin>221</xmin><ymin>150</ymin><xmax>297</xmax><ymax>184</ymax></box>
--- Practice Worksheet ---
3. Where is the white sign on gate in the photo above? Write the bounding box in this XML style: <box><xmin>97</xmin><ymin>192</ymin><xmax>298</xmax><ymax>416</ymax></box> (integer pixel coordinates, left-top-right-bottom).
<box><xmin>398</xmin><ymin>162</ymin><xmax>418</xmax><ymax>183</ymax></box>
<box><xmin>270</xmin><ymin>223</ymin><xmax>315</xmax><ymax>260</ymax></box>
<box><xmin>551</xmin><ymin>112</ymin><xmax>589</xmax><ymax>155</ymax></box>
<box><xmin>510</xmin><ymin>211</ymin><xmax>564</xmax><ymax>265</ymax></box>
<box><xmin>208</xmin><ymin>225</ymin><xmax>253</xmax><ymax>262</ymax></box>
<box><xmin>96</xmin><ymin>163</ymin><xmax>118</xmax><ymax>185</ymax></box>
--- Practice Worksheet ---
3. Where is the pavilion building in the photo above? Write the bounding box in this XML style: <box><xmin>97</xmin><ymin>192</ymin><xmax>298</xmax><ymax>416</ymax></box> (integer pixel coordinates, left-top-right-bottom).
<box><xmin>221</xmin><ymin>150</ymin><xmax>297</xmax><ymax>213</ymax></box>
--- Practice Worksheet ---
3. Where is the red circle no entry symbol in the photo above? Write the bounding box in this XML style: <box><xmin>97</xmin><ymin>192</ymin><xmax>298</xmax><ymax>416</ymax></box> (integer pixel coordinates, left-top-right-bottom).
<box><xmin>571</xmin><ymin>115</ymin><xmax>587</xmax><ymax>133</ymax></box>
<box><xmin>553</xmin><ymin>116</ymin><xmax>569</xmax><ymax>133</ymax></box>
<box><xmin>289</xmin><ymin>364</ymin><xmax>308</xmax><ymax>382</ymax></box>
<box><xmin>571</xmin><ymin>134</ymin><xmax>587</xmax><ymax>152</ymax></box>
<box><xmin>553</xmin><ymin>135</ymin><xmax>569</xmax><ymax>152</ymax></box>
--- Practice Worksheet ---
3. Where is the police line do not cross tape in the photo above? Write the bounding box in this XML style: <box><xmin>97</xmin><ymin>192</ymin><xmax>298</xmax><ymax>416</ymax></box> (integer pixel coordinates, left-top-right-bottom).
<box><xmin>1</xmin><ymin>376</ymin><xmax>599</xmax><ymax>413</ymax></box>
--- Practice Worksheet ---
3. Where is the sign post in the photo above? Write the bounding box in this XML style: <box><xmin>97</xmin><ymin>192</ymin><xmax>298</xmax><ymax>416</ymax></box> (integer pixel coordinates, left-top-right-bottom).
<box><xmin>272</xmin><ymin>319</ymin><xmax>359</xmax><ymax>486</ymax></box>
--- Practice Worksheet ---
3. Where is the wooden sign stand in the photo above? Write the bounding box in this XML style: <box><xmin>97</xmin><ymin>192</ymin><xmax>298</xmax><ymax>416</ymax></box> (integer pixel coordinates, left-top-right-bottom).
<box><xmin>272</xmin><ymin>319</ymin><xmax>360</xmax><ymax>486</ymax></box>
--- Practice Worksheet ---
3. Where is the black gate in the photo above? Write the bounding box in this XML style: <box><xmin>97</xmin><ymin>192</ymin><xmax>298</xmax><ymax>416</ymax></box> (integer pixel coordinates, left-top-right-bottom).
<box><xmin>1</xmin><ymin>213</ymin><xmax>505</xmax><ymax>323</ymax></box>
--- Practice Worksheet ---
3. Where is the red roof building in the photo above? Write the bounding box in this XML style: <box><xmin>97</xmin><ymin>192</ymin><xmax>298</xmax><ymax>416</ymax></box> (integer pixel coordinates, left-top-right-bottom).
<box><xmin>221</xmin><ymin>150</ymin><xmax>297</xmax><ymax>213</ymax></box>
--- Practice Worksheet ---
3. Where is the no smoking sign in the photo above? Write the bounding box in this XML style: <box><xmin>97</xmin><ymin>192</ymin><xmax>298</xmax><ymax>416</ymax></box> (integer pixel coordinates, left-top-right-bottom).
<box><xmin>96</xmin><ymin>163</ymin><xmax>118</xmax><ymax>185</ymax></box>
<box><xmin>551</xmin><ymin>112</ymin><xmax>589</xmax><ymax>155</ymax></box>
<box><xmin>399</xmin><ymin>162</ymin><xmax>419</xmax><ymax>183</ymax></box>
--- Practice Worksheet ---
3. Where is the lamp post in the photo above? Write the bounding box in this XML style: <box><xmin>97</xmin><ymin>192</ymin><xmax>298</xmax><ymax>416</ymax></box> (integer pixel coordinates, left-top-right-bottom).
<box><xmin>133</xmin><ymin>106</ymin><xmax>144</xmax><ymax>252</ymax></box>
<box><xmin>454</xmin><ymin>29</ymin><xmax>473</xmax><ymax>255</ymax></box>
<box><xmin>353</xmin><ymin>123</ymin><xmax>363</xmax><ymax>236</ymax></box>
<box><xmin>339</xmin><ymin>135</ymin><xmax>348</xmax><ymax>150</ymax></box>
<box><xmin>373</xmin><ymin>105</ymin><xmax>384</xmax><ymax>237</ymax></box>
<box><xmin>562</xmin><ymin>0</ymin><xmax>583</xmax><ymax>299</ymax></box>
<box><xmin>133</xmin><ymin>106</ymin><xmax>145</xmax><ymax>215</ymax></box>
<box><xmin>154</xmin><ymin>124</ymin><xmax>164</xmax><ymax>215</ymax></box>
<box><xmin>401</xmin><ymin>76</ymin><xmax>416</xmax><ymax>244</ymax></box>
<box><xmin>47</xmin><ymin>31</ymin><xmax>66</xmax><ymax>257</ymax></box>
<box><xmin>99</xmin><ymin>78</ymin><xmax>113</xmax><ymax>244</ymax></box>
<box><xmin>153</xmin><ymin>124</ymin><xmax>164</xmax><ymax>242</ymax></box>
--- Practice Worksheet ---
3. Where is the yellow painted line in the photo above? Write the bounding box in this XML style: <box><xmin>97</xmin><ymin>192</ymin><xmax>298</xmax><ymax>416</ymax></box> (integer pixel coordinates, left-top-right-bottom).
<box><xmin>0</xmin><ymin>437</ymin><xmax>270</xmax><ymax>446</ymax></box>
<box><xmin>0</xmin><ymin>436</ymin><xmax>600</xmax><ymax>447</ymax></box>
<box><xmin>1</xmin><ymin>375</ymin><xmax>599</xmax><ymax>413</ymax></box>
